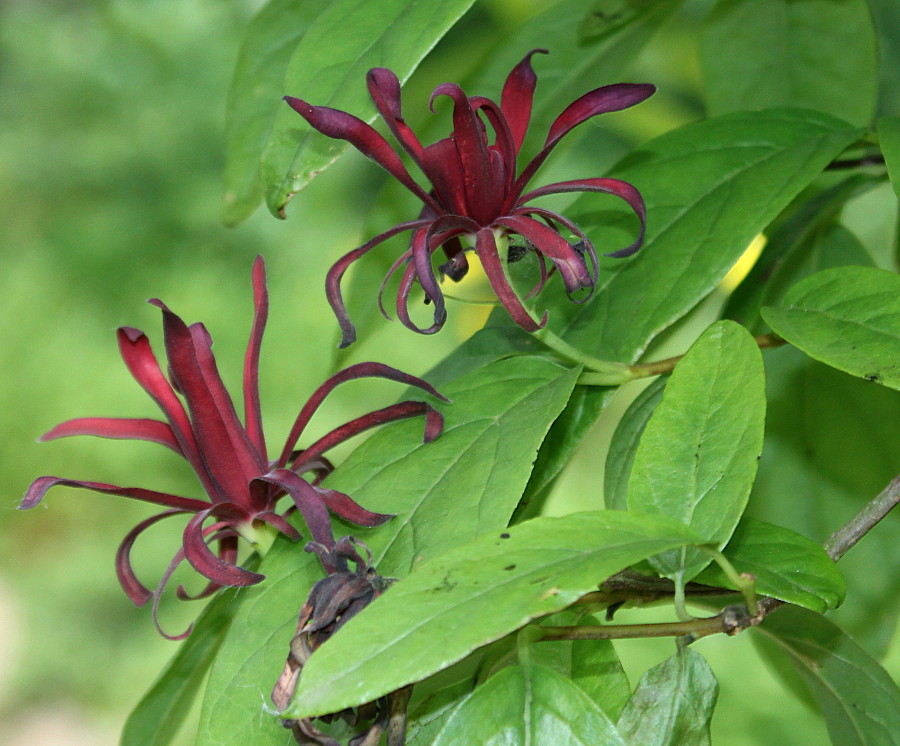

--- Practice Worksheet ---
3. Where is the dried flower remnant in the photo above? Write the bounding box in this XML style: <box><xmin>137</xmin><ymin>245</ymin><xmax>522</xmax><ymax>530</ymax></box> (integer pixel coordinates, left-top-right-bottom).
<box><xmin>21</xmin><ymin>257</ymin><xmax>446</xmax><ymax>638</ymax></box>
<box><xmin>284</xmin><ymin>50</ymin><xmax>654</xmax><ymax>346</ymax></box>
<box><xmin>273</xmin><ymin>537</ymin><xmax>398</xmax><ymax>746</ymax></box>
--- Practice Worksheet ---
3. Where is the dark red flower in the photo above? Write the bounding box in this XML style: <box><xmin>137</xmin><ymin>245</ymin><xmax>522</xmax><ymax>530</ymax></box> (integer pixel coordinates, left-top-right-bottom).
<box><xmin>21</xmin><ymin>257</ymin><xmax>446</xmax><ymax>637</ymax></box>
<box><xmin>284</xmin><ymin>50</ymin><xmax>654</xmax><ymax>347</ymax></box>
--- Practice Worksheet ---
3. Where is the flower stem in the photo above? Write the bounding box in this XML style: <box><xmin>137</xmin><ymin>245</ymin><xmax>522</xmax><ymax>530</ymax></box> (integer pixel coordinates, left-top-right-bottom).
<box><xmin>702</xmin><ymin>547</ymin><xmax>758</xmax><ymax>616</ymax></box>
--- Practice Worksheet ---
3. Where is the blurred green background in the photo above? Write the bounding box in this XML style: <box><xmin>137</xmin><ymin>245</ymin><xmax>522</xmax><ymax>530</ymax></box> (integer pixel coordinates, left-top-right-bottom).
<box><xmin>0</xmin><ymin>1</ymin><xmax>896</xmax><ymax>744</ymax></box>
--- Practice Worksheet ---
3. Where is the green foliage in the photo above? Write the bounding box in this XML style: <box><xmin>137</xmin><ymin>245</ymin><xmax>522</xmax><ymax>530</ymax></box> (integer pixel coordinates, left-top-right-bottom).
<box><xmin>762</xmin><ymin>266</ymin><xmax>900</xmax><ymax>390</ymax></box>
<box><xmin>617</xmin><ymin>648</ymin><xmax>718</xmax><ymax>746</ymax></box>
<box><xmin>880</xmin><ymin>116</ymin><xmax>900</xmax><ymax>196</ymax></box>
<box><xmin>628</xmin><ymin>321</ymin><xmax>766</xmax><ymax>582</ymax></box>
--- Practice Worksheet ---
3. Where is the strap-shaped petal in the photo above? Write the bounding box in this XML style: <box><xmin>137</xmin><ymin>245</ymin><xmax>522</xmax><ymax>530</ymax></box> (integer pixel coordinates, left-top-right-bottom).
<box><xmin>20</xmin><ymin>476</ymin><xmax>210</xmax><ymax>512</ymax></box>
<box><xmin>314</xmin><ymin>487</ymin><xmax>393</xmax><ymax>527</ymax></box>
<box><xmin>115</xmin><ymin>509</ymin><xmax>188</xmax><ymax>606</ymax></box>
<box><xmin>520</xmin><ymin>177</ymin><xmax>647</xmax><ymax>257</ymax></box>
<box><xmin>513</xmin><ymin>83</ymin><xmax>656</xmax><ymax>197</ymax></box>
<box><xmin>283</xmin><ymin>96</ymin><xmax>440</xmax><ymax>213</ymax></box>
<box><xmin>243</xmin><ymin>256</ymin><xmax>268</xmax><ymax>456</ymax></box>
<box><xmin>40</xmin><ymin>417</ymin><xmax>182</xmax><ymax>454</ymax></box>
<box><xmin>325</xmin><ymin>219</ymin><xmax>430</xmax><ymax>348</ymax></box>
<box><xmin>183</xmin><ymin>509</ymin><xmax>265</xmax><ymax>587</ymax></box>
<box><xmin>475</xmin><ymin>227</ymin><xmax>547</xmax><ymax>332</ymax></box>
<box><xmin>294</xmin><ymin>401</ymin><xmax>445</xmax><ymax>470</ymax></box>
<box><xmin>396</xmin><ymin>260</ymin><xmax>447</xmax><ymax>336</ymax></box>
<box><xmin>277</xmin><ymin>361</ymin><xmax>446</xmax><ymax>469</ymax></box>
<box><xmin>500</xmin><ymin>49</ymin><xmax>547</xmax><ymax>152</ymax></box>
<box><xmin>366</xmin><ymin>68</ymin><xmax>425</xmax><ymax>162</ymax></box>
<box><xmin>495</xmin><ymin>214</ymin><xmax>592</xmax><ymax>293</ymax></box>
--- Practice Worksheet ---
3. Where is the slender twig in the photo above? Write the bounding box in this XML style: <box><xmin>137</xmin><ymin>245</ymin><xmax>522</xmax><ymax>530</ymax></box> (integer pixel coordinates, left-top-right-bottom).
<box><xmin>538</xmin><ymin>472</ymin><xmax>900</xmax><ymax>643</ymax></box>
<box><xmin>575</xmin><ymin>333</ymin><xmax>786</xmax><ymax>386</ymax></box>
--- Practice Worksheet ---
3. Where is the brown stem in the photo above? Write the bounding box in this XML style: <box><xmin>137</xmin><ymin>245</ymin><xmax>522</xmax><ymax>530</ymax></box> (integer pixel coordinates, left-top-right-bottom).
<box><xmin>824</xmin><ymin>473</ymin><xmax>900</xmax><ymax>561</ymax></box>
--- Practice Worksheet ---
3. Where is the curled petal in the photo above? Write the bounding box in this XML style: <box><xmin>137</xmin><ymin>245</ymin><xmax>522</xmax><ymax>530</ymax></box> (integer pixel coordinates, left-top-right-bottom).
<box><xmin>183</xmin><ymin>510</ymin><xmax>265</xmax><ymax>587</ymax></box>
<box><xmin>314</xmin><ymin>487</ymin><xmax>393</xmax><ymax>527</ymax></box>
<box><xmin>176</xmin><ymin>530</ymin><xmax>237</xmax><ymax>601</ymax></box>
<box><xmin>500</xmin><ymin>49</ymin><xmax>547</xmax><ymax>152</ymax></box>
<box><xmin>325</xmin><ymin>220</ymin><xmax>429</xmax><ymax>348</ymax></box>
<box><xmin>20</xmin><ymin>476</ymin><xmax>210</xmax><ymax>512</ymax></box>
<box><xmin>475</xmin><ymin>227</ymin><xmax>547</xmax><ymax>332</ymax></box>
<box><xmin>277</xmin><ymin>362</ymin><xmax>447</xmax><ymax>469</ymax></box>
<box><xmin>283</xmin><ymin>96</ymin><xmax>440</xmax><ymax>212</ymax></box>
<box><xmin>115</xmin><ymin>509</ymin><xmax>189</xmax><ymax>606</ymax></box>
<box><xmin>519</xmin><ymin>177</ymin><xmax>647</xmax><ymax>257</ymax></box>
<box><xmin>40</xmin><ymin>417</ymin><xmax>182</xmax><ymax>454</ymax></box>
<box><xmin>515</xmin><ymin>206</ymin><xmax>599</xmax><ymax>287</ymax></box>
<box><xmin>410</xmin><ymin>226</ymin><xmax>446</xmax><ymax>328</ymax></box>
<box><xmin>495</xmin><ymin>214</ymin><xmax>592</xmax><ymax>294</ymax></box>
<box><xmin>253</xmin><ymin>470</ymin><xmax>336</xmax><ymax>562</ymax></box>
<box><xmin>254</xmin><ymin>511</ymin><xmax>303</xmax><ymax>541</ymax></box>
<box><xmin>296</xmin><ymin>400</ymin><xmax>445</xmax><ymax>469</ymax></box>
<box><xmin>243</xmin><ymin>256</ymin><xmax>268</xmax><ymax>455</ymax></box>
<box><xmin>151</xmin><ymin>548</ymin><xmax>195</xmax><ymax>640</ymax></box>
<box><xmin>396</xmin><ymin>261</ymin><xmax>446</xmax><ymax>336</ymax></box>
<box><xmin>514</xmin><ymin>83</ymin><xmax>656</xmax><ymax>196</ymax></box>
<box><xmin>366</xmin><ymin>68</ymin><xmax>425</xmax><ymax>162</ymax></box>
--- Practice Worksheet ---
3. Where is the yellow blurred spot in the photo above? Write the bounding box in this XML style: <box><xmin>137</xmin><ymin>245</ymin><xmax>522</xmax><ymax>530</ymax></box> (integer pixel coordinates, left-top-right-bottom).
<box><xmin>720</xmin><ymin>234</ymin><xmax>767</xmax><ymax>292</ymax></box>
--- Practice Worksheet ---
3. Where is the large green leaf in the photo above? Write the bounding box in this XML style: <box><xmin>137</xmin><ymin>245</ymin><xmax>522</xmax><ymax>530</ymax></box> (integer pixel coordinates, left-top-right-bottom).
<box><xmin>762</xmin><ymin>266</ymin><xmax>900</xmax><ymax>391</ymax></box>
<box><xmin>628</xmin><ymin>321</ymin><xmax>766</xmax><ymax>581</ymax></box>
<box><xmin>878</xmin><ymin>116</ymin><xmax>900</xmax><ymax>197</ymax></box>
<box><xmin>699</xmin><ymin>0</ymin><xmax>878</xmax><ymax>127</ymax></box>
<box><xmin>546</xmin><ymin>109</ymin><xmax>863</xmax><ymax>362</ymax></box>
<box><xmin>748</xmin><ymin>345</ymin><xmax>900</xmax><ymax>654</ymax></box>
<box><xmin>122</xmin><ymin>579</ymin><xmax>250</xmax><ymax>746</ymax></box>
<box><xmin>197</xmin><ymin>355</ymin><xmax>579</xmax><ymax>743</ymax></box>
<box><xmin>725</xmin><ymin>175</ymin><xmax>882</xmax><ymax>332</ymax></box>
<box><xmin>693</xmin><ymin>518</ymin><xmax>846</xmax><ymax>612</ymax></box>
<box><xmin>616</xmin><ymin>648</ymin><xmax>718</xmax><ymax>746</ymax></box>
<box><xmin>431</xmin><ymin>663</ymin><xmax>627</xmax><ymax>746</ymax></box>
<box><xmin>222</xmin><ymin>0</ymin><xmax>331</xmax><ymax>225</ymax></box>
<box><xmin>286</xmin><ymin>510</ymin><xmax>700</xmax><ymax>717</ymax></box>
<box><xmin>605</xmin><ymin>377</ymin><xmax>666</xmax><ymax>511</ymax></box>
<box><xmin>261</xmin><ymin>0</ymin><xmax>475</xmax><ymax>217</ymax></box>
<box><xmin>756</xmin><ymin>607</ymin><xmax>900</xmax><ymax>745</ymax></box>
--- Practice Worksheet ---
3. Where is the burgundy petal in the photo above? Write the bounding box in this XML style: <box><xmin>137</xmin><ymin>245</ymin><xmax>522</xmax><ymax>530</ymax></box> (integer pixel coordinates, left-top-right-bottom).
<box><xmin>243</xmin><ymin>256</ymin><xmax>268</xmax><ymax>456</ymax></box>
<box><xmin>495</xmin><ymin>214</ymin><xmax>592</xmax><ymax>293</ymax></box>
<box><xmin>519</xmin><ymin>176</ymin><xmax>647</xmax><ymax>256</ymax></box>
<box><xmin>294</xmin><ymin>401</ymin><xmax>445</xmax><ymax>468</ymax></box>
<box><xmin>277</xmin><ymin>362</ymin><xmax>447</xmax><ymax>469</ymax></box>
<box><xmin>40</xmin><ymin>417</ymin><xmax>182</xmax><ymax>454</ymax></box>
<box><xmin>115</xmin><ymin>509</ymin><xmax>188</xmax><ymax>606</ymax></box>
<box><xmin>475</xmin><ymin>227</ymin><xmax>547</xmax><ymax>332</ymax></box>
<box><xmin>20</xmin><ymin>476</ymin><xmax>210</xmax><ymax>512</ymax></box>
<box><xmin>151</xmin><ymin>548</ymin><xmax>195</xmax><ymax>640</ymax></box>
<box><xmin>176</xmin><ymin>532</ymin><xmax>237</xmax><ymax>601</ymax></box>
<box><xmin>420</xmin><ymin>137</ymin><xmax>468</xmax><ymax>215</ymax></box>
<box><xmin>366</xmin><ymin>68</ymin><xmax>425</xmax><ymax>162</ymax></box>
<box><xmin>430</xmin><ymin>83</ymin><xmax>493</xmax><ymax>219</ymax></box>
<box><xmin>410</xmin><ymin>226</ymin><xmax>447</xmax><ymax>328</ymax></box>
<box><xmin>117</xmin><ymin>327</ymin><xmax>216</xmax><ymax>496</ymax></box>
<box><xmin>325</xmin><ymin>219</ymin><xmax>430</xmax><ymax>348</ymax></box>
<box><xmin>314</xmin><ymin>487</ymin><xmax>393</xmax><ymax>528</ymax></box>
<box><xmin>515</xmin><ymin>205</ymin><xmax>599</xmax><ymax>286</ymax></box>
<box><xmin>253</xmin><ymin>470</ymin><xmax>336</xmax><ymax>560</ymax></box>
<box><xmin>396</xmin><ymin>261</ymin><xmax>446</xmax><ymax>337</ymax></box>
<box><xmin>283</xmin><ymin>96</ymin><xmax>440</xmax><ymax>212</ymax></box>
<box><xmin>500</xmin><ymin>49</ymin><xmax>547</xmax><ymax>152</ymax></box>
<box><xmin>470</xmin><ymin>95</ymin><xmax>516</xmax><ymax>201</ymax></box>
<box><xmin>513</xmin><ymin>83</ymin><xmax>656</xmax><ymax>197</ymax></box>
<box><xmin>254</xmin><ymin>511</ymin><xmax>302</xmax><ymax>541</ymax></box>
<box><xmin>151</xmin><ymin>301</ymin><xmax>260</xmax><ymax>500</ymax></box>
<box><xmin>183</xmin><ymin>510</ymin><xmax>266</xmax><ymax>587</ymax></box>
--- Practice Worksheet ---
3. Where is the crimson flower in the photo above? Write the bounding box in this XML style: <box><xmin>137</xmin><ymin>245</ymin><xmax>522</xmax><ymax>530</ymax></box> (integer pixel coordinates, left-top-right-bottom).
<box><xmin>21</xmin><ymin>257</ymin><xmax>446</xmax><ymax>637</ymax></box>
<box><xmin>284</xmin><ymin>50</ymin><xmax>654</xmax><ymax>347</ymax></box>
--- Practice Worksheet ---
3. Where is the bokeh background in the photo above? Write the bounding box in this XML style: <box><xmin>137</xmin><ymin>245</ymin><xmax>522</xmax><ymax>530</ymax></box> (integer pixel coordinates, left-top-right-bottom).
<box><xmin>1</xmin><ymin>0</ymin><xmax>897</xmax><ymax>744</ymax></box>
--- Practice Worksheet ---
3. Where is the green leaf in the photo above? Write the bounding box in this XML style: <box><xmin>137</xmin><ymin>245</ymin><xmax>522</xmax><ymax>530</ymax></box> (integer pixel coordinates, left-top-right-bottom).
<box><xmin>548</xmin><ymin>109</ymin><xmax>863</xmax><ymax>362</ymax></box>
<box><xmin>762</xmin><ymin>266</ymin><xmax>900</xmax><ymax>390</ymax></box>
<box><xmin>878</xmin><ymin>116</ymin><xmax>900</xmax><ymax>197</ymax></box>
<box><xmin>748</xmin><ymin>345</ymin><xmax>900</xmax><ymax>655</ymax></box>
<box><xmin>628</xmin><ymin>321</ymin><xmax>766</xmax><ymax>581</ymax></box>
<box><xmin>431</xmin><ymin>663</ymin><xmax>627</xmax><ymax>746</ymax></box>
<box><xmin>222</xmin><ymin>0</ymin><xmax>331</xmax><ymax>225</ymax></box>
<box><xmin>121</xmin><ymin>581</ymin><xmax>248</xmax><ymax>746</ymax></box>
<box><xmin>605</xmin><ymin>377</ymin><xmax>666</xmax><ymax>511</ymax></box>
<box><xmin>617</xmin><ymin>648</ymin><xmax>718</xmax><ymax>746</ymax></box>
<box><xmin>261</xmin><ymin>0</ymin><xmax>475</xmax><ymax>217</ymax></box>
<box><xmin>197</xmin><ymin>355</ymin><xmax>579</xmax><ymax>743</ymax></box>
<box><xmin>699</xmin><ymin>0</ymin><xmax>878</xmax><ymax>127</ymax></box>
<box><xmin>725</xmin><ymin>175</ymin><xmax>882</xmax><ymax>332</ymax></box>
<box><xmin>693</xmin><ymin>518</ymin><xmax>846</xmax><ymax>612</ymax></box>
<box><xmin>286</xmin><ymin>510</ymin><xmax>700</xmax><ymax>717</ymax></box>
<box><xmin>756</xmin><ymin>607</ymin><xmax>900</xmax><ymax>745</ymax></box>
